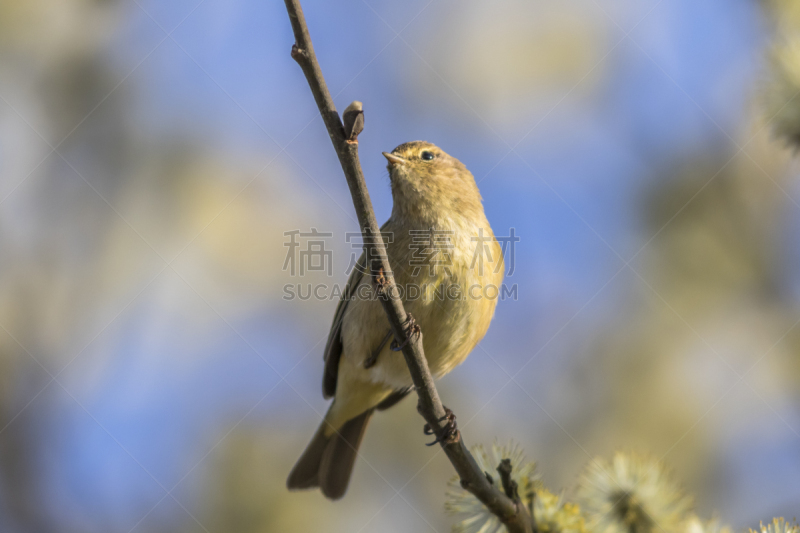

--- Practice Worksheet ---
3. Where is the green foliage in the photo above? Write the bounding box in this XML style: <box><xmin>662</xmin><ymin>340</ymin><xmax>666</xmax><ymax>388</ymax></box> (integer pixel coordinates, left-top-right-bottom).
<box><xmin>577</xmin><ymin>452</ymin><xmax>691</xmax><ymax>533</ymax></box>
<box><xmin>763</xmin><ymin>0</ymin><xmax>800</xmax><ymax>148</ymax></box>
<box><xmin>534</xmin><ymin>488</ymin><xmax>587</xmax><ymax>533</ymax></box>
<box><xmin>751</xmin><ymin>518</ymin><xmax>800</xmax><ymax>533</ymax></box>
<box><xmin>446</xmin><ymin>445</ymin><xmax>791</xmax><ymax>533</ymax></box>
<box><xmin>445</xmin><ymin>441</ymin><xmax>541</xmax><ymax>533</ymax></box>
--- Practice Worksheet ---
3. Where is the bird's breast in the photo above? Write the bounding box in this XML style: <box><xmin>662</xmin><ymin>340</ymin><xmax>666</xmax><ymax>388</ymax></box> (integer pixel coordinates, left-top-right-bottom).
<box><xmin>377</xmin><ymin>215</ymin><xmax>504</xmax><ymax>380</ymax></box>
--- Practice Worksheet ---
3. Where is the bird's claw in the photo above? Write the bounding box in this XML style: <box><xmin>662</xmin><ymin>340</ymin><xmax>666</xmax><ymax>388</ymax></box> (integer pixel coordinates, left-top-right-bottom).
<box><xmin>390</xmin><ymin>314</ymin><xmax>420</xmax><ymax>352</ymax></box>
<box><xmin>423</xmin><ymin>407</ymin><xmax>460</xmax><ymax>446</ymax></box>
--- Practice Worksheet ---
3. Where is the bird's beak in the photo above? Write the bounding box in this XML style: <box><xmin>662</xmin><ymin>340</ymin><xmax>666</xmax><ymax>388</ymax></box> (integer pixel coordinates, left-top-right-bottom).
<box><xmin>382</xmin><ymin>152</ymin><xmax>406</xmax><ymax>167</ymax></box>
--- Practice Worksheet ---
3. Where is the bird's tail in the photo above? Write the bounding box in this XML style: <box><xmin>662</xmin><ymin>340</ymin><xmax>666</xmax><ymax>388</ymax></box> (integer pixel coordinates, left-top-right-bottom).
<box><xmin>286</xmin><ymin>405</ymin><xmax>373</xmax><ymax>500</ymax></box>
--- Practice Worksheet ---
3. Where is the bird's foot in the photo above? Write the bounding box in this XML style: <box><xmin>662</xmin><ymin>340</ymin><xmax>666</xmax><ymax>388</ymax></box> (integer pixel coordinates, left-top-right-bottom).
<box><xmin>390</xmin><ymin>314</ymin><xmax>420</xmax><ymax>352</ymax></box>
<box><xmin>423</xmin><ymin>406</ymin><xmax>460</xmax><ymax>446</ymax></box>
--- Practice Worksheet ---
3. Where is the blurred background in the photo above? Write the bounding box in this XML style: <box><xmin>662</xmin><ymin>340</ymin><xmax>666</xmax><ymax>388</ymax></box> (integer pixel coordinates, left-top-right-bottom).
<box><xmin>0</xmin><ymin>0</ymin><xmax>798</xmax><ymax>531</ymax></box>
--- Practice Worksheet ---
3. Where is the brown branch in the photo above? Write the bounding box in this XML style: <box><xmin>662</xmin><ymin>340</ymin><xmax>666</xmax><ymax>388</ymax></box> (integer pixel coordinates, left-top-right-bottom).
<box><xmin>282</xmin><ymin>1</ymin><xmax>533</xmax><ymax>531</ymax></box>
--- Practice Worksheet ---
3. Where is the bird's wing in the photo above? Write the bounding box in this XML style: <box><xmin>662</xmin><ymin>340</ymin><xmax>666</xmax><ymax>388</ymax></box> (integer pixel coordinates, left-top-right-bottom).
<box><xmin>323</xmin><ymin>221</ymin><xmax>397</xmax><ymax>398</ymax></box>
<box><xmin>322</xmin><ymin>252</ymin><xmax>366</xmax><ymax>398</ymax></box>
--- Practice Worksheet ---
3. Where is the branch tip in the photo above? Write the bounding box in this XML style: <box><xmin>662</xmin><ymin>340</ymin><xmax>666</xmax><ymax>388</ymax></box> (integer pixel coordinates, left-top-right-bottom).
<box><xmin>343</xmin><ymin>100</ymin><xmax>364</xmax><ymax>141</ymax></box>
<box><xmin>497</xmin><ymin>459</ymin><xmax>520</xmax><ymax>501</ymax></box>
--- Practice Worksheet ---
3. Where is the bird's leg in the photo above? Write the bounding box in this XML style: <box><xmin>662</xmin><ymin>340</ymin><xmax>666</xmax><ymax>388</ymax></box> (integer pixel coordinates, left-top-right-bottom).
<box><xmin>364</xmin><ymin>330</ymin><xmax>392</xmax><ymax>369</ymax></box>
<box><xmin>423</xmin><ymin>406</ymin><xmax>460</xmax><ymax>446</ymax></box>
<box><xmin>367</xmin><ymin>314</ymin><xmax>419</xmax><ymax>368</ymax></box>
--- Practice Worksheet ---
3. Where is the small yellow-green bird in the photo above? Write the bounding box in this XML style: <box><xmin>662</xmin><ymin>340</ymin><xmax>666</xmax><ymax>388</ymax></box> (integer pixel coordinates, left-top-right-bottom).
<box><xmin>287</xmin><ymin>141</ymin><xmax>504</xmax><ymax>499</ymax></box>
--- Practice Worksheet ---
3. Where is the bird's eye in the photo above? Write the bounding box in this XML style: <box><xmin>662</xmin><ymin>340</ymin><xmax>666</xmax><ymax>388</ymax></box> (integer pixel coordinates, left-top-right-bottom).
<box><xmin>421</xmin><ymin>151</ymin><xmax>435</xmax><ymax>161</ymax></box>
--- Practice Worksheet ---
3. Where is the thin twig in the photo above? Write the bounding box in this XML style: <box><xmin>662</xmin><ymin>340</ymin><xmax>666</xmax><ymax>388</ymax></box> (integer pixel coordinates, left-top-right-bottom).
<box><xmin>282</xmin><ymin>1</ymin><xmax>533</xmax><ymax>531</ymax></box>
<box><xmin>497</xmin><ymin>459</ymin><xmax>520</xmax><ymax>501</ymax></box>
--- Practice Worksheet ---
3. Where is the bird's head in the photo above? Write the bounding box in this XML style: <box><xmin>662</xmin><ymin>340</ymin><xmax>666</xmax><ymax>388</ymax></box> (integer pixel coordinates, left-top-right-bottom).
<box><xmin>382</xmin><ymin>141</ymin><xmax>483</xmax><ymax>223</ymax></box>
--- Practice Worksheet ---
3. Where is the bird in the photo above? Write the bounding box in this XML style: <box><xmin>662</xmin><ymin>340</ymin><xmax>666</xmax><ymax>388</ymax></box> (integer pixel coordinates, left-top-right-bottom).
<box><xmin>286</xmin><ymin>141</ymin><xmax>504</xmax><ymax>499</ymax></box>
